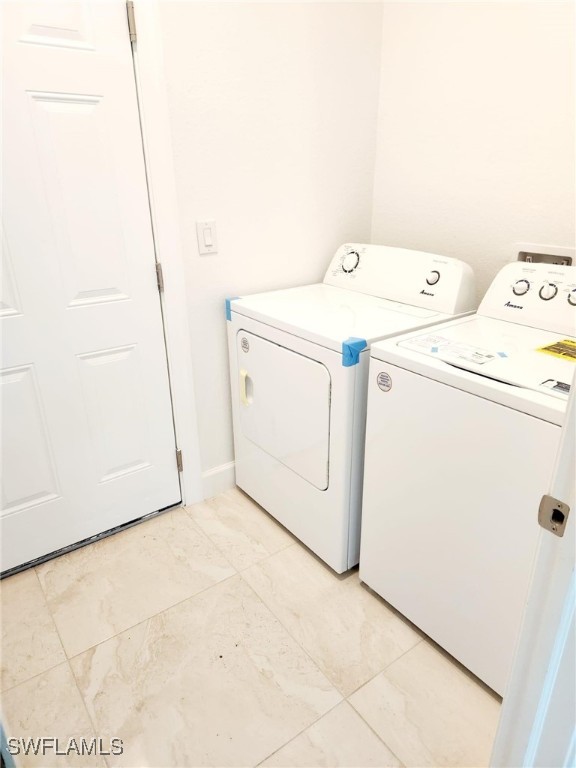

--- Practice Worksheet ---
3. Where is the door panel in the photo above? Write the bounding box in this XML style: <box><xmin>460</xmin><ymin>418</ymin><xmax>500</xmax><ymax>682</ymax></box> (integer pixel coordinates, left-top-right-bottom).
<box><xmin>1</xmin><ymin>1</ymin><xmax>181</xmax><ymax>571</ymax></box>
<box><xmin>1</xmin><ymin>365</ymin><xmax>60</xmax><ymax>516</ymax></box>
<box><xmin>237</xmin><ymin>331</ymin><xmax>331</xmax><ymax>490</ymax></box>
<box><xmin>76</xmin><ymin>344</ymin><xmax>152</xmax><ymax>484</ymax></box>
<box><xmin>27</xmin><ymin>89</ymin><xmax>131</xmax><ymax>309</ymax></box>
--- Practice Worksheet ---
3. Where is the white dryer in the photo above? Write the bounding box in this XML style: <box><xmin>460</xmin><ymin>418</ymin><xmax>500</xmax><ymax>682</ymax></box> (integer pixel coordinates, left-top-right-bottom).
<box><xmin>360</xmin><ymin>261</ymin><xmax>576</xmax><ymax>694</ymax></box>
<box><xmin>226</xmin><ymin>243</ymin><xmax>476</xmax><ymax>573</ymax></box>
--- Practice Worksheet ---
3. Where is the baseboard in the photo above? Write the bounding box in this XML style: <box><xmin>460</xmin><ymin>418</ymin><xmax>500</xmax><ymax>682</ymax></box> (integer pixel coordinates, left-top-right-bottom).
<box><xmin>201</xmin><ymin>461</ymin><xmax>236</xmax><ymax>500</ymax></box>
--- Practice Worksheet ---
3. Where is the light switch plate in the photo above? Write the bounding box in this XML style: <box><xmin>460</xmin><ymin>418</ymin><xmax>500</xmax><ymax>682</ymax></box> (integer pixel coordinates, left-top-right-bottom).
<box><xmin>196</xmin><ymin>220</ymin><xmax>218</xmax><ymax>255</ymax></box>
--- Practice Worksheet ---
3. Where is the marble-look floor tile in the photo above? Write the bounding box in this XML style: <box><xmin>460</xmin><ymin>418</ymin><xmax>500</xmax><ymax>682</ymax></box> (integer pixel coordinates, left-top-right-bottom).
<box><xmin>260</xmin><ymin>701</ymin><xmax>402</xmax><ymax>767</ymax></box>
<box><xmin>36</xmin><ymin>508</ymin><xmax>235</xmax><ymax>657</ymax></box>
<box><xmin>1</xmin><ymin>663</ymin><xmax>106</xmax><ymax>767</ymax></box>
<box><xmin>242</xmin><ymin>545</ymin><xmax>421</xmax><ymax>696</ymax></box>
<box><xmin>349</xmin><ymin>641</ymin><xmax>500</xmax><ymax>768</ymax></box>
<box><xmin>186</xmin><ymin>487</ymin><xmax>294</xmax><ymax>571</ymax></box>
<box><xmin>0</xmin><ymin>568</ymin><xmax>66</xmax><ymax>691</ymax></box>
<box><xmin>71</xmin><ymin>575</ymin><xmax>342</xmax><ymax>768</ymax></box>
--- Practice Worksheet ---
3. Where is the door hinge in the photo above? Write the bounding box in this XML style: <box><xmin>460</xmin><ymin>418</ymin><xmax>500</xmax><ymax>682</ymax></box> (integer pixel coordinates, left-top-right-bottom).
<box><xmin>156</xmin><ymin>263</ymin><xmax>164</xmax><ymax>293</ymax></box>
<box><xmin>176</xmin><ymin>449</ymin><xmax>183</xmax><ymax>472</ymax></box>
<box><xmin>538</xmin><ymin>494</ymin><xmax>570</xmax><ymax>538</ymax></box>
<box><xmin>126</xmin><ymin>1</ymin><xmax>137</xmax><ymax>44</ymax></box>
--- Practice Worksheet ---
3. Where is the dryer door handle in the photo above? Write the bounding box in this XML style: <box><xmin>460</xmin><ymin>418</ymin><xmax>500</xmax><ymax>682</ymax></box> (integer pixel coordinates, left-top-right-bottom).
<box><xmin>240</xmin><ymin>369</ymin><xmax>251</xmax><ymax>406</ymax></box>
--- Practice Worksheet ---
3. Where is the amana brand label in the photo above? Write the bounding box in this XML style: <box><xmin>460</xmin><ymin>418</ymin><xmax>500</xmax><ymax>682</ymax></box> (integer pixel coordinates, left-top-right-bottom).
<box><xmin>377</xmin><ymin>372</ymin><xmax>392</xmax><ymax>392</ymax></box>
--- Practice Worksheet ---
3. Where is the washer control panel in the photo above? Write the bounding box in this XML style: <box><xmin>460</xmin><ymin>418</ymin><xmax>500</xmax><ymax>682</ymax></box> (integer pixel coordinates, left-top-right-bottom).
<box><xmin>323</xmin><ymin>243</ymin><xmax>476</xmax><ymax>315</ymax></box>
<box><xmin>480</xmin><ymin>262</ymin><xmax>576</xmax><ymax>335</ymax></box>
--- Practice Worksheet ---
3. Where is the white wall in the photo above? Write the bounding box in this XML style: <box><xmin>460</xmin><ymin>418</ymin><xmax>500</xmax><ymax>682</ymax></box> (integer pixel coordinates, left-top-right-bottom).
<box><xmin>159</xmin><ymin>2</ymin><xmax>383</xmax><ymax>495</ymax></box>
<box><xmin>160</xmin><ymin>1</ymin><xmax>574</xmax><ymax>498</ymax></box>
<box><xmin>372</xmin><ymin>1</ymin><xmax>575</xmax><ymax>299</ymax></box>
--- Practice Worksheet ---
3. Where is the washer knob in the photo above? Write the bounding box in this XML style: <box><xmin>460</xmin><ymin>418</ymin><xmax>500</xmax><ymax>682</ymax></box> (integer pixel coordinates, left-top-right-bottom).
<box><xmin>512</xmin><ymin>279</ymin><xmax>530</xmax><ymax>296</ymax></box>
<box><xmin>568</xmin><ymin>289</ymin><xmax>576</xmax><ymax>306</ymax></box>
<box><xmin>539</xmin><ymin>282</ymin><xmax>558</xmax><ymax>301</ymax></box>
<box><xmin>426</xmin><ymin>270</ymin><xmax>440</xmax><ymax>286</ymax></box>
<box><xmin>342</xmin><ymin>250</ymin><xmax>360</xmax><ymax>273</ymax></box>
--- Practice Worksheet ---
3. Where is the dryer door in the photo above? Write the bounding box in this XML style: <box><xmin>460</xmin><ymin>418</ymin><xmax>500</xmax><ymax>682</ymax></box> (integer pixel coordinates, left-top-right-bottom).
<box><xmin>236</xmin><ymin>330</ymin><xmax>331</xmax><ymax>490</ymax></box>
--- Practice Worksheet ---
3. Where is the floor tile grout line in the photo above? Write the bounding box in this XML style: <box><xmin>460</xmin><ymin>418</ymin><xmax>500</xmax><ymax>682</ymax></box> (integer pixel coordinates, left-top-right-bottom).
<box><xmin>344</xmin><ymin>641</ymin><xmax>429</xmax><ymax>768</ymax></box>
<box><xmin>182</xmin><ymin>500</ymin><xmax>297</xmax><ymax>574</ymax></box>
<box><xmin>179</xmin><ymin>510</ymin><xmax>243</xmax><ymax>577</ymax></box>
<box><xmin>193</xmin><ymin>519</ymin><xmax>295</xmax><ymax>575</ymax></box>
<box><xmin>0</xmin><ymin>650</ymin><xmax>110</xmax><ymax>756</ymax></box>
<box><xmin>344</xmin><ymin>637</ymin><xmax>424</xmax><ymax>699</ymax></box>
<box><xmin>235</xmin><ymin>540</ymin><xmax>298</xmax><ymax>574</ymax></box>
<box><xmin>0</xmin><ymin>658</ymin><xmax>72</xmax><ymax>696</ymax></box>
<box><xmin>64</xmin><ymin>571</ymin><xmax>241</xmax><ymax>664</ymax></box>
<box><xmin>0</xmin><ymin>568</ymin><xmax>69</xmax><ymax>695</ymax></box>
<box><xmin>67</xmin><ymin>655</ymin><xmax>106</xmax><ymax>753</ymax></box>
<box><xmin>31</xmin><ymin>566</ymin><xmax>70</xmax><ymax>663</ymax></box>
<box><xmin>181</xmin><ymin>504</ymin><xmax>242</xmax><ymax>575</ymax></box>
<box><xmin>345</xmin><ymin>695</ymin><xmax>407</xmax><ymax>768</ymax></box>
<box><xmin>237</xmin><ymin>571</ymin><xmax>353</xmax><ymax>700</ymax></box>
<box><xmin>238</xmin><ymin>561</ymin><xmax>423</xmax><ymax>702</ymax></box>
<box><xmin>253</xmin><ymin>699</ymin><xmax>344</xmax><ymax>767</ymax></box>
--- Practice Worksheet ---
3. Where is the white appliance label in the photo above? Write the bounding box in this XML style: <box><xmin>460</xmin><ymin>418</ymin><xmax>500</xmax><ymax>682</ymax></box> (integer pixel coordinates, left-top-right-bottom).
<box><xmin>400</xmin><ymin>334</ymin><xmax>497</xmax><ymax>365</ymax></box>
<box><xmin>377</xmin><ymin>372</ymin><xmax>392</xmax><ymax>392</ymax></box>
<box><xmin>540</xmin><ymin>379</ymin><xmax>571</xmax><ymax>396</ymax></box>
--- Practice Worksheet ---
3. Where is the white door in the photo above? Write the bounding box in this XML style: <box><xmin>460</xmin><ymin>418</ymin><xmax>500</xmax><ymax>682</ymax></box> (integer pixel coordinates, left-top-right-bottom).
<box><xmin>237</xmin><ymin>330</ymin><xmax>331</xmax><ymax>490</ymax></box>
<box><xmin>1</xmin><ymin>1</ymin><xmax>181</xmax><ymax>572</ymax></box>
<box><xmin>491</xmin><ymin>387</ymin><xmax>575</xmax><ymax>767</ymax></box>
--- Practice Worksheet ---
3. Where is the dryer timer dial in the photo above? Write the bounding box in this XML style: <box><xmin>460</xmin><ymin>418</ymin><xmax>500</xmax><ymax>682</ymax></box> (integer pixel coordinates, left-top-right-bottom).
<box><xmin>426</xmin><ymin>270</ymin><xmax>440</xmax><ymax>286</ymax></box>
<box><xmin>568</xmin><ymin>288</ymin><xmax>576</xmax><ymax>306</ymax></box>
<box><xmin>341</xmin><ymin>250</ymin><xmax>360</xmax><ymax>273</ymax></box>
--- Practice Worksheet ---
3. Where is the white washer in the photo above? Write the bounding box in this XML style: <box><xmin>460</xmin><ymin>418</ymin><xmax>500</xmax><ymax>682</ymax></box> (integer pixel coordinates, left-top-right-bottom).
<box><xmin>226</xmin><ymin>243</ymin><xmax>476</xmax><ymax>573</ymax></box>
<box><xmin>360</xmin><ymin>261</ymin><xmax>576</xmax><ymax>694</ymax></box>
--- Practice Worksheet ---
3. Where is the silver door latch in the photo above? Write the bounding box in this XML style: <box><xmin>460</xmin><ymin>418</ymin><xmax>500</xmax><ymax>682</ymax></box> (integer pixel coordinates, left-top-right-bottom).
<box><xmin>538</xmin><ymin>495</ymin><xmax>570</xmax><ymax>537</ymax></box>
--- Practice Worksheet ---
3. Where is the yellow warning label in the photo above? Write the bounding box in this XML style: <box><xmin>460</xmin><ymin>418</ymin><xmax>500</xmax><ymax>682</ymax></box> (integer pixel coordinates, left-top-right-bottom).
<box><xmin>537</xmin><ymin>339</ymin><xmax>576</xmax><ymax>362</ymax></box>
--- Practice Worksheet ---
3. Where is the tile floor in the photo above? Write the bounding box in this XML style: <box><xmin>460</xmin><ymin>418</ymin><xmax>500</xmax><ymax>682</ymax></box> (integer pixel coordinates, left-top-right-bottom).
<box><xmin>0</xmin><ymin>489</ymin><xmax>501</xmax><ymax>768</ymax></box>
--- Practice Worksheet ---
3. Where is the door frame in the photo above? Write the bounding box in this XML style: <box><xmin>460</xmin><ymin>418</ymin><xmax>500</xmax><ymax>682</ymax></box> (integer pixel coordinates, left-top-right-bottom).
<box><xmin>490</xmin><ymin>387</ymin><xmax>575</xmax><ymax>766</ymax></box>
<box><xmin>128</xmin><ymin>0</ymin><xmax>203</xmax><ymax>506</ymax></box>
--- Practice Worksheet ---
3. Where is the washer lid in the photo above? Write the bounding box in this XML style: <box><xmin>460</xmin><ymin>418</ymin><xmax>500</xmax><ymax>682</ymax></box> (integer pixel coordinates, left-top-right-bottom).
<box><xmin>370</xmin><ymin>315</ymin><xmax>574</xmax><ymax>423</ymax></box>
<box><xmin>229</xmin><ymin>283</ymin><xmax>450</xmax><ymax>352</ymax></box>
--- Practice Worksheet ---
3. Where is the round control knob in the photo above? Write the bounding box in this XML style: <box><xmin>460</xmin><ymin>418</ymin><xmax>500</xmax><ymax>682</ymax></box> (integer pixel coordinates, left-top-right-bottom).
<box><xmin>342</xmin><ymin>250</ymin><xmax>360</xmax><ymax>273</ymax></box>
<box><xmin>568</xmin><ymin>289</ymin><xmax>576</xmax><ymax>307</ymax></box>
<box><xmin>539</xmin><ymin>282</ymin><xmax>558</xmax><ymax>301</ymax></box>
<box><xmin>426</xmin><ymin>270</ymin><xmax>440</xmax><ymax>286</ymax></box>
<box><xmin>512</xmin><ymin>279</ymin><xmax>530</xmax><ymax>296</ymax></box>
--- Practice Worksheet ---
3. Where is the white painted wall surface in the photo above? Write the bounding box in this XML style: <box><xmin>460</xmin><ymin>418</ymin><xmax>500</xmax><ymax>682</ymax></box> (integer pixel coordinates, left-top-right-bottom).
<box><xmin>371</xmin><ymin>1</ymin><xmax>575</xmax><ymax>300</ymax></box>
<box><xmin>159</xmin><ymin>2</ymin><xmax>383</xmax><ymax>494</ymax></box>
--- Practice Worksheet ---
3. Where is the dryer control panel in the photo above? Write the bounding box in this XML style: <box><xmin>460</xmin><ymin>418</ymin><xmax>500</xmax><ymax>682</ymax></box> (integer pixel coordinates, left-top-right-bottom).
<box><xmin>479</xmin><ymin>262</ymin><xmax>576</xmax><ymax>335</ymax></box>
<box><xmin>322</xmin><ymin>243</ymin><xmax>476</xmax><ymax>315</ymax></box>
